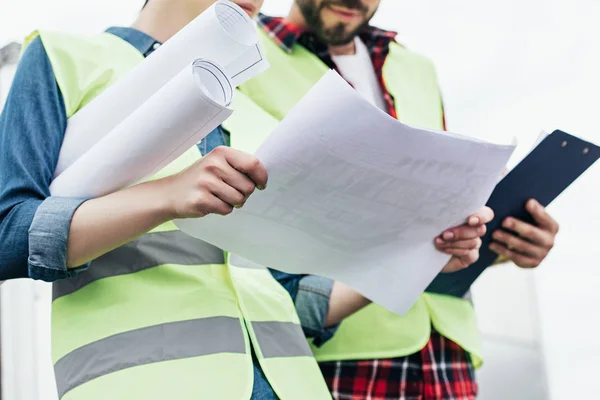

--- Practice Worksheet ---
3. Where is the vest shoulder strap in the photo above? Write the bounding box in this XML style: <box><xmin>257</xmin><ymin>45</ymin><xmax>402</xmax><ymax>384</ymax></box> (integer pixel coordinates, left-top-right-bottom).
<box><xmin>24</xmin><ymin>30</ymin><xmax>144</xmax><ymax>117</ymax></box>
<box><xmin>386</xmin><ymin>42</ymin><xmax>440</xmax><ymax>89</ymax></box>
<box><xmin>384</xmin><ymin>42</ymin><xmax>444</xmax><ymax>129</ymax></box>
<box><xmin>387</xmin><ymin>42</ymin><xmax>435</xmax><ymax>67</ymax></box>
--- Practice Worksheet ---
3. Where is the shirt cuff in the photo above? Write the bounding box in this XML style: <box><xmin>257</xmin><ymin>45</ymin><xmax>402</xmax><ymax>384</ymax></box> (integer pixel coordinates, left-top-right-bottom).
<box><xmin>294</xmin><ymin>275</ymin><xmax>339</xmax><ymax>347</ymax></box>
<box><xmin>28</xmin><ymin>197</ymin><xmax>90</xmax><ymax>281</ymax></box>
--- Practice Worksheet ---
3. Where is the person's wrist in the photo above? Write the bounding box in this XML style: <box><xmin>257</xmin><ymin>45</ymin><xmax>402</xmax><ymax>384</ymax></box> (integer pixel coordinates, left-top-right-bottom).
<box><xmin>146</xmin><ymin>176</ymin><xmax>181</xmax><ymax>222</ymax></box>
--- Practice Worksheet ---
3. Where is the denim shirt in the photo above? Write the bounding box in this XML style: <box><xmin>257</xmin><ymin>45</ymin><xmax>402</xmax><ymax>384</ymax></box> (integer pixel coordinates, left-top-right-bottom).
<box><xmin>0</xmin><ymin>27</ymin><xmax>335</xmax><ymax>399</ymax></box>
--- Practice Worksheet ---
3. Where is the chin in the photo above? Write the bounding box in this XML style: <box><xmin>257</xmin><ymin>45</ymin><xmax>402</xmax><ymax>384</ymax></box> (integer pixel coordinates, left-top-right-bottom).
<box><xmin>321</xmin><ymin>25</ymin><xmax>359</xmax><ymax>46</ymax></box>
<box><xmin>326</xmin><ymin>36</ymin><xmax>356</xmax><ymax>46</ymax></box>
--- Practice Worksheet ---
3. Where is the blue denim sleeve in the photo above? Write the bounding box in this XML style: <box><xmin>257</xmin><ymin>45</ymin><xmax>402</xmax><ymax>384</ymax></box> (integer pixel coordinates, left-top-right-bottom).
<box><xmin>0</xmin><ymin>37</ymin><xmax>88</xmax><ymax>281</ymax></box>
<box><xmin>269</xmin><ymin>270</ymin><xmax>339</xmax><ymax>346</ymax></box>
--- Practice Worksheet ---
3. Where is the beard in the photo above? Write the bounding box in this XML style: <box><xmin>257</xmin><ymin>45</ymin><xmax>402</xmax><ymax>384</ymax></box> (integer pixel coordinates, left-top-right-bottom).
<box><xmin>297</xmin><ymin>0</ymin><xmax>373</xmax><ymax>45</ymax></box>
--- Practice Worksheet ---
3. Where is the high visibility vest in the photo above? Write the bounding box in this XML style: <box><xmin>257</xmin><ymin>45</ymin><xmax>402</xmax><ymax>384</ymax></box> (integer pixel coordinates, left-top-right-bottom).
<box><xmin>225</xmin><ymin>28</ymin><xmax>483</xmax><ymax>368</ymax></box>
<box><xmin>25</xmin><ymin>30</ymin><xmax>332</xmax><ymax>400</ymax></box>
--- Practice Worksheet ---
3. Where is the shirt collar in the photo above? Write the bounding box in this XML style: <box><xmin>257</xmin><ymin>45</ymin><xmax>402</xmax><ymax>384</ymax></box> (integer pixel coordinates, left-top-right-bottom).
<box><xmin>105</xmin><ymin>27</ymin><xmax>161</xmax><ymax>57</ymax></box>
<box><xmin>256</xmin><ymin>13</ymin><xmax>398</xmax><ymax>54</ymax></box>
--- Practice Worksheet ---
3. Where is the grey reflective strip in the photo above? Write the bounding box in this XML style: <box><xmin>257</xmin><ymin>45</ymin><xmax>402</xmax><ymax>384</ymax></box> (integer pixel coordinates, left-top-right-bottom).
<box><xmin>54</xmin><ymin>316</ymin><xmax>245</xmax><ymax>399</ymax></box>
<box><xmin>229</xmin><ymin>254</ymin><xmax>268</xmax><ymax>270</ymax></box>
<box><xmin>53</xmin><ymin>230</ymin><xmax>224</xmax><ymax>300</ymax></box>
<box><xmin>252</xmin><ymin>321</ymin><xmax>313</xmax><ymax>358</ymax></box>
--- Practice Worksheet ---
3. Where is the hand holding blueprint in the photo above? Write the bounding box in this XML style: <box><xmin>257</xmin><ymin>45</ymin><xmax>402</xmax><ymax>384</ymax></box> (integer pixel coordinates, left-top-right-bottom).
<box><xmin>50</xmin><ymin>60</ymin><xmax>233</xmax><ymax>197</ymax></box>
<box><xmin>176</xmin><ymin>71</ymin><xmax>516</xmax><ymax>315</ymax></box>
<box><xmin>53</xmin><ymin>0</ymin><xmax>267</xmax><ymax>177</ymax></box>
<box><xmin>50</xmin><ymin>1</ymin><xmax>267</xmax><ymax>198</ymax></box>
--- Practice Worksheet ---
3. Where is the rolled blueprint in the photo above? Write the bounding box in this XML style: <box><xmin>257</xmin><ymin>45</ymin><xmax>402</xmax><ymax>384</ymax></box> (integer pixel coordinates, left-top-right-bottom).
<box><xmin>54</xmin><ymin>0</ymin><xmax>267</xmax><ymax>177</ymax></box>
<box><xmin>50</xmin><ymin>60</ymin><xmax>233</xmax><ymax>198</ymax></box>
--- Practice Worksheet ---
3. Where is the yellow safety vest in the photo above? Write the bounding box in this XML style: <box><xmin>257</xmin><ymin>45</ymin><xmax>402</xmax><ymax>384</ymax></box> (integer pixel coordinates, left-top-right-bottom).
<box><xmin>226</xmin><ymin>28</ymin><xmax>483</xmax><ymax>368</ymax></box>
<box><xmin>25</xmin><ymin>30</ymin><xmax>332</xmax><ymax>400</ymax></box>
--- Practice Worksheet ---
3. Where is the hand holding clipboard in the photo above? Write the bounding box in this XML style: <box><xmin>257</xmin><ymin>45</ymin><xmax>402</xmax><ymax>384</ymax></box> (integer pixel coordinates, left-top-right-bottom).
<box><xmin>426</xmin><ymin>130</ymin><xmax>600</xmax><ymax>298</ymax></box>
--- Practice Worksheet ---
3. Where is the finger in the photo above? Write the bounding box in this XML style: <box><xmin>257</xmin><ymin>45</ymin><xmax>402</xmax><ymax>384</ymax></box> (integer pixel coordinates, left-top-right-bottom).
<box><xmin>201</xmin><ymin>195</ymin><xmax>235</xmax><ymax>216</ymax></box>
<box><xmin>502</xmin><ymin>217</ymin><xmax>554</xmax><ymax>248</ymax></box>
<box><xmin>460</xmin><ymin>249</ymin><xmax>480</xmax><ymax>266</ymax></box>
<box><xmin>440</xmin><ymin>207</ymin><xmax>492</xmax><ymax>240</ymax></box>
<box><xmin>526</xmin><ymin>199</ymin><xmax>559</xmax><ymax>234</ymax></box>
<box><xmin>441</xmin><ymin>250</ymin><xmax>480</xmax><ymax>272</ymax></box>
<box><xmin>467</xmin><ymin>206</ymin><xmax>494</xmax><ymax>226</ymax></box>
<box><xmin>441</xmin><ymin>224</ymin><xmax>486</xmax><ymax>241</ymax></box>
<box><xmin>439</xmin><ymin>247</ymin><xmax>480</xmax><ymax>264</ymax></box>
<box><xmin>435</xmin><ymin>237</ymin><xmax>481</xmax><ymax>250</ymax></box>
<box><xmin>207</xmin><ymin>179</ymin><xmax>246</xmax><ymax>208</ymax></box>
<box><xmin>220</xmin><ymin>167</ymin><xmax>257</xmax><ymax>198</ymax></box>
<box><xmin>489</xmin><ymin>242</ymin><xmax>540</xmax><ymax>268</ymax></box>
<box><xmin>222</xmin><ymin>148</ymin><xmax>268</xmax><ymax>190</ymax></box>
<box><xmin>442</xmin><ymin>257</ymin><xmax>469</xmax><ymax>273</ymax></box>
<box><xmin>491</xmin><ymin>230</ymin><xmax>547</xmax><ymax>259</ymax></box>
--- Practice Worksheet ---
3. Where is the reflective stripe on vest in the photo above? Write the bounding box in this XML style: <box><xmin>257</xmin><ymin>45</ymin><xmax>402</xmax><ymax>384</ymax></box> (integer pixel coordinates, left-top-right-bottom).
<box><xmin>54</xmin><ymin>316</ymin><xmax>315</xmax><ymax>398</ymax></box>
<box><xmin>53</xmin><ymin>230</ymin><xmax>224</xmax><ymax>300</ymax></box>
<box><xmin>54</xmin><ymin>317</ymin><xmax>245</xmax><ymax>398</ymax></box>
<box><xmin>229</xmin><ymin>27</ymin><xmax>482</xmax><ymax>367</ymax></box>
<box><xmin>28</xmin><ymin>29</ymin><xmax>331</xmax><ymax>399</ymax></box>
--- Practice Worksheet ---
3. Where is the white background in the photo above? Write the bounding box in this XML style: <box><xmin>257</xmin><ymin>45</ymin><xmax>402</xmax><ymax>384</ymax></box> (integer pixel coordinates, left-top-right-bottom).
<box><xmin>1</xmin><ymin>1</ymin><xmax>599</xmax><ymax>399</ymax></box>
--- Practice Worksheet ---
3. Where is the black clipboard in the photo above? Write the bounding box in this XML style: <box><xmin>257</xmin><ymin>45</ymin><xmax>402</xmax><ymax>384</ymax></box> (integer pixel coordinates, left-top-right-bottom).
<box><xmin>426</xmin><ymin>130</ymin><xmax>600</xmax><ymax>297</ymax></box>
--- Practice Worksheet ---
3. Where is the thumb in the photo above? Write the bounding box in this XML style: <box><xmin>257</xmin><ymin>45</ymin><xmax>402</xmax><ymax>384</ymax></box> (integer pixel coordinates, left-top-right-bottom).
<box><xmin>441</xmin><ymin>256</ymin><xmax>468</xmax><ymax>273</ymax></box>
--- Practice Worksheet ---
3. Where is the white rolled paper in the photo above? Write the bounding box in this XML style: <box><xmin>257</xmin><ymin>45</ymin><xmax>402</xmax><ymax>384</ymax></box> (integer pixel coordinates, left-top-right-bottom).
<box><xmin>50</xmin><ymin>60</ymin><xmax>233</xmax><ymax>198</ymax></box>
<box><xmin>54</xmin><ymin>0</ymin><xmax>268</xmax><ymax>177</ymax></box>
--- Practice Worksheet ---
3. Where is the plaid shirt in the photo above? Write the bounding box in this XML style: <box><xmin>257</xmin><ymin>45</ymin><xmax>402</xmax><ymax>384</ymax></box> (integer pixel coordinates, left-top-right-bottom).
<box><xmin>258</xmin><ymin>15</ymin><xmax>465</xmax><ymax>399</ymax></box>
<box><xmin>319</xmin><ymin>330</ymin><xmax>478</xmax><ymax>400</ymax></box>
<box><xmin>257</xmin><ymin>13</ymin><xmax>399</xmax><ymax>119</ymax></box>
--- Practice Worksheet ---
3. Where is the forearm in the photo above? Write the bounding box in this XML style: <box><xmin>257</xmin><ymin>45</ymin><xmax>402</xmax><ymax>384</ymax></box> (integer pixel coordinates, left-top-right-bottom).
<box><xmin>270</xmin><ymin>272</ymin><xmax>370</xmax><ymax>344</ymax></box>
<box><xmin>325</xmin><ymin>281</ymin><xmax>371</xmax><ymax>327</ymax></box>
<box><xmin>66</xmin><ymin>178</ymin><xmax>174</xmax><ymax>268</ymax></box>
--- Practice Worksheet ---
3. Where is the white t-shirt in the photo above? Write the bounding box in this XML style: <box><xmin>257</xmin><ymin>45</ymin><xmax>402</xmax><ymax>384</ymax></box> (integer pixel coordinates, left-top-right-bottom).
<box><xmin>331</xmin><ymin>37</ymin><xmax>387</xmax><ymax>111</ymax></box>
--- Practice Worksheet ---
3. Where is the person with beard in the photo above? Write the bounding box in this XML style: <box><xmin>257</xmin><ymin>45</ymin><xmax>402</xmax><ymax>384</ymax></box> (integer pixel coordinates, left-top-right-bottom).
<box><xmin>216</xmin><ymin>0</ymin><xmax>561</xmax><ymax>398</ymax></box>
<box><xmin>0</xmin><ymin>0</ymin><xmax>493</xmax><ymax>398</ymax></box>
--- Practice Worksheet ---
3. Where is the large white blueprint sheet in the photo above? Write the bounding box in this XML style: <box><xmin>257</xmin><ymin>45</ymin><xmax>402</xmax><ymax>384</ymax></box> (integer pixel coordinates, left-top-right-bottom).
<box><xmin>176</xmin><ymin>71</ymin><xmax>516</xmax><ymax>315</ymax></box>
<box><xmin>53</xmin><ymin>0</ymin><xmax>267</xmax><ymax>177</ymax></box>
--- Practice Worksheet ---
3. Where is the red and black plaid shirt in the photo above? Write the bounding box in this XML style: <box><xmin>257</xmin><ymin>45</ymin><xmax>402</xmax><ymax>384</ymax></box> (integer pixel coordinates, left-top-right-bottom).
<box><xmin>258</xmin><ymin>15</ymin><xmax>468</xmax><ymax>399</ymax></box>
<box><xmin>258</xmin><ymin>13</ymin><xmax>399</xmax><ymax>119</ymax></box>
<box><xmin>319</xmin><ymin>330</ymin><xmax>478</xmax><ymax>400</ymax></box>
